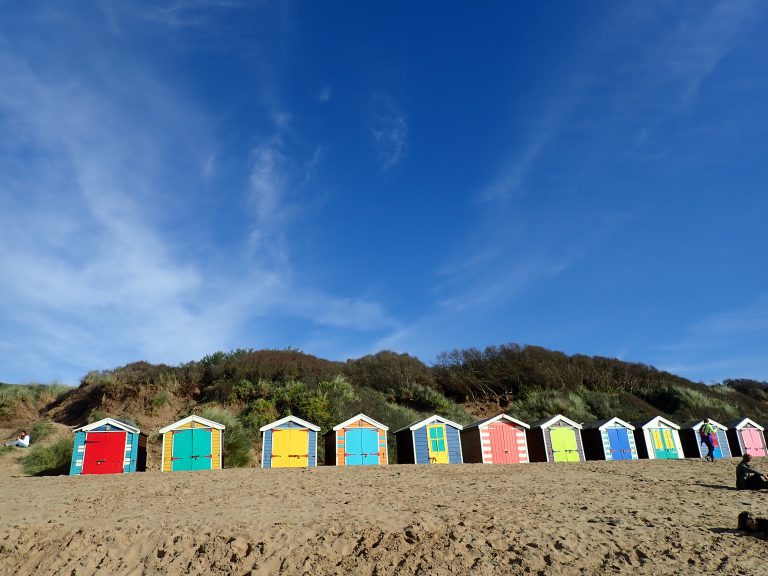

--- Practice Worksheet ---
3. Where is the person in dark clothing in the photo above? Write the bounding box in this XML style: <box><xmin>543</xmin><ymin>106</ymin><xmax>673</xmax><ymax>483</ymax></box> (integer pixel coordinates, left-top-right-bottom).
<box><xmin>736</xmin><ymin>453</ymin><xmax>768</xmax><ymax>490</ymax></box>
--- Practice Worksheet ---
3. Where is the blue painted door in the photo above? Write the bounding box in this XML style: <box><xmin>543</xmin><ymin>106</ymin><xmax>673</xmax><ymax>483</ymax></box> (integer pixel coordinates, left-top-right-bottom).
<box><xmin>172</xmin><ymin>429</ymin><xmax>212</xmax><ymax>471</ymax></box>
<box><xmin>607</xmin><ymin>428</ymin><xmax>631</xmax><ymax>460</ymax></box>
<box><xmin>345</xmin><ymin>428</ymin><xmax>379</xmax><ymax>465</ymax></box>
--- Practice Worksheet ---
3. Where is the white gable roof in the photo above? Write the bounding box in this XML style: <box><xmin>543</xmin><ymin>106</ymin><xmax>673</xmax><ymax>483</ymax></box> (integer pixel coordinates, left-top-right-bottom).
<box><xmin>597</xmin><ymin>417</ymin><xmax>635</xmax><ymax>431</ymax></box>
<box><xmin>537</xmin><ymin>414</ymin><xmax>583</xmax><ymax>430</ymax></box>
<box><xmin>333</xmin><ymin>413</ymin><xmax>389</xmax><ymax>431</ymax></box>
<box><xmin>464</xmin><ymin>413</ymin><xmax>530</xmax><ymax>430</ymax></box>
<box><xmin>640</xmin><ymin>415</ymin><xmax>680</xmax><ymax>430</ymax></box>
<box><xmin>687</xmin><ymin>419</ymin><xmax>727</xmax><ymax>432</ymax></box>
<box><xmin>259</xmin><ymin>415</ymin><xmax>321</xmax><ymax>432</ymax></box>
<box><xmin>74</xmin><ymin>417</ymin><xmax>140</xmax><ymax>434</ymax></box>
<box><xmin>732</xmin><ymin>417</ymin><xmax>765</xmax><ymax>431</ymax></box>
<box><xmin>394</xmin><ymin>414</ymin><xmax>463</xmax><ymax>433</ymax></box>
<box><xmin>159</xmin><ymin>414</ymin><xmax>225</xmax><ymax>434</ymax></box>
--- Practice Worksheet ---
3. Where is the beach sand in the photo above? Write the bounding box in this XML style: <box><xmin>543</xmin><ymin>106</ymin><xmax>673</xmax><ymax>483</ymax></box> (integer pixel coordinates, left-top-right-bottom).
<box><xmin>0</xmin><ymin>458</ymin><xmax>765</xmax><ymax>575</ymax></box>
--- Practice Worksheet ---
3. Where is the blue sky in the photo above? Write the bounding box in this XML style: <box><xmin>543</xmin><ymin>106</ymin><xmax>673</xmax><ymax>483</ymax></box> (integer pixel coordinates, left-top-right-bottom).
<box><xmin>1</xmin><ymin>1</ymin><xmax>767</xmax><ymax>385</ymax></box>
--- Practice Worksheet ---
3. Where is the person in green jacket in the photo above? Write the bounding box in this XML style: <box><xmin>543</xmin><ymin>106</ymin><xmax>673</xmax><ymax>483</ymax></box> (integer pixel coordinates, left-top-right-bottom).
<box><xmin>736</xmin><ymin>453</ymin><xmax>768</xmax><ymax>490</ymax></box>
<box><xmin>700</xmin><ymin>418</ymin><xmax>717</xmax><ymax>462</ymax></box>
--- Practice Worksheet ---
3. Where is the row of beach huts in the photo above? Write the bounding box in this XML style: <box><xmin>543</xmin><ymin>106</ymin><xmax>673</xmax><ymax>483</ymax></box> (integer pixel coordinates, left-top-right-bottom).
<box><xmin>68</xmin><ymin>413</ymin><xmax>768</xmax><ymax>475</ymax></box>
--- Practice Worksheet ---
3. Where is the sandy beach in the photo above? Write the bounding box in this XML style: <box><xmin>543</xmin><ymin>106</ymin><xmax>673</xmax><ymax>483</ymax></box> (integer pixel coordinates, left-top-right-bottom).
<box><xmin>0</xmin><ymin>457</ymin><xmax>765</xmax><ymax>576</ymax></box>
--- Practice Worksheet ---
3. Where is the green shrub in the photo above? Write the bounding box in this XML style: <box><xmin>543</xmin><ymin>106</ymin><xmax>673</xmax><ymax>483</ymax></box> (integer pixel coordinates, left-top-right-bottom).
<box><xmin>30</xmin><ymin>420</ymin><xmax>54</xmax><ymax>442</ymax></box>
<box><xmin>151</xmin><ymin>390</ymin><xmax>171</xmax><ymax>409</ymax></box>
<box><xmin>200</xmin><ymin>406</ymin><xmax>253</xmax><ymax>468</ymax></box>
<box><xmin>20</xmin><ymin>438</ymin><xmax>73</xmax><ymax>476</ymax></box>
<box><xmin>240</xmin><ymin>398</ymin><xmax>279</xmax><ymax>432</ymax></box>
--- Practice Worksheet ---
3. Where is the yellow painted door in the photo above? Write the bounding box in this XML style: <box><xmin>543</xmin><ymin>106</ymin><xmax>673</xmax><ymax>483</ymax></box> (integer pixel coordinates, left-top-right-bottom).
<box><xmin>288</xmin><ymin>429</ymin><xmax>309</xmax><ymax>468</ymax></box>
<box><xmin>272</xmin><ymin>429</ymin><xmax>291</xmax><ymax>468</ymax></box>
<box><xmin>427</xmin><ymin>425</ymin><xmax>449</xmax><ymax>464</ymax></box>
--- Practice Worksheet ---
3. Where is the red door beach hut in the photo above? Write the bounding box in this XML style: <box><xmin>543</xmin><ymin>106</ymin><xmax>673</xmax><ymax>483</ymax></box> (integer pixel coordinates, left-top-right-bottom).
<box><xmin>159</xmin><ymin>415</ymin><xmax>225</xmax><ymax>472</ymax></box>
<box><xmin>394</xmin><ymin>415</ymin><xmax>463</xmax><ymax>464</ymax></box>
<box><xmin>727</xmin><ymin>418</ymin><xmax>768</xmax><ymax>457</ymax></box>
<box><xmin>69</xmin><ymin>418</ymin><xmax>147</xmax><ymax>475</ymax></box>
<box><xmin>460</xmin><ymin>414</ymin><xmax>530</xmax><ymax>464</ymax></box>
<box><xmin>632</xmin><ymin>416</ymin><xmax>683</xmax><ymax>460</ymax></box>
<box><xmin>526</xmin><ymin>415</ymin><xmax>584</xmax><ymax>463</ymax></box>
<box><xmin>680</xmin><ymin>419</ymin><xmax>732</xmax><ymax>459</ymax></box>
<box><xmin>581</xmin><ymin>418</ymin><xmax>638</xmax><ymax>461</ymax></box>
<box><xmin>260</xmin><ymin>415</ymin><xmax>320</xmax><ymax>468</ymax></box>
<box><xmin>324</xmin><ymin>413</ymin><xmax>389</xmax><ymax>466</ymax></box>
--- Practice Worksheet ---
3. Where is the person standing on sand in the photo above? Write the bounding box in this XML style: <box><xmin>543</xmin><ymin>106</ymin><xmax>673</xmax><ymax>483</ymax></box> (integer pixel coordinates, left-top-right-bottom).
<box><xmin>4</xmin><ymin>430</ymin><xmax>30</xmax><ymax>448</ymax></box>
<box><xmin>736</xmin><ymin>453</ymin><xmax>768</xmax><ymax>490</ymax></box>
<box><xmin>700</xmin><ymin>418</ymin><xmax>716</xmax><ymax>462</ymax></box>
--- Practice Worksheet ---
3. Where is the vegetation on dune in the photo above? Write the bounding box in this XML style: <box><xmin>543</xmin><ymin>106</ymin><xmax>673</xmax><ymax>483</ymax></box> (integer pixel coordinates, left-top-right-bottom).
<box><xmin>5</xmin><ymin>343</ymin><xmax>768</xmax><ymax>474</ymax></box>
<box><xmin>0</xmin><ymin>383</ymin><xmax>71</xmax><ymax>420</ymax></box>
<box><xmin>19</xmin><ymin>437</ymin><xmax>73</xmax><ymax>476</ymax></box>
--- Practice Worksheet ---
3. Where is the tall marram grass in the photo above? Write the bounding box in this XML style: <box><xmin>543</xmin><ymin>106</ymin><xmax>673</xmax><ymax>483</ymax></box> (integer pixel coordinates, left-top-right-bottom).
<box><xmin>19</xmin><ymin>438</ymin><xmax>73</xmax><ymax>476</ymax></box>
<box><xmin>200</xmin><ymin>405</ymin><xmax>252</xmax><ymax>468</ymax></box>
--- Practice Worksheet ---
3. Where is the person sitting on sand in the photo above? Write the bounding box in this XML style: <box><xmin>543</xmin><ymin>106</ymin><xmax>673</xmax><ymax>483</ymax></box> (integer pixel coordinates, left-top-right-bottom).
<box><xmin>736</xmin><ymin>453</ymin><xmax>768</xmax><ymax>490</ymax></box>
<box><xmin>4</xmin><ymin>430</ymin><xmax>30</xmax><ymax>448</ymax></box>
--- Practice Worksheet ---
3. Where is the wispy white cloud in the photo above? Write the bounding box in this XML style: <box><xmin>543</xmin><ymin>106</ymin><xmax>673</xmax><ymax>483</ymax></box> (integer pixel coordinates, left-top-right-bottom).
<box><xmin>371</xmin><ymin>94</ymin><xmax>407</xmax><ymax>170</ymax></box>
<box><xmin>0</xmin><ymin>28</ymin><xmax>393</xmax><ymax>384</ymax></box>
<box><xmin>316</xmin><ymin>86</ymin><xmax>333</xmax><ymax>102</ymax></box>
<box><xmin>658</xmin><ymin>0</ymin><xmax>762</xmax><ymax>106</ymax></box>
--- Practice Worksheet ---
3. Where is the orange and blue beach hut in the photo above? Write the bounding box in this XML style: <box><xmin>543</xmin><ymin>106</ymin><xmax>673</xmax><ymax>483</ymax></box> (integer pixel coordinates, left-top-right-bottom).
<box><xmin>460</xmin><ymin>414</ymin><xmax>530</xmax><ymax>464</ymax></box>
<box><xmin>727</xmin><ymin>418</ymin><xmax>768</xmax><ymax>458</ymax></box>
<box><xmin>260</xmin><ymin>415</ymin><xmax>321</xmax><ymax>468</ymax></box>
<box><xmin>69</xmin><ymin>418</ymin><xmax>147</xmax><ymax>475</ymax></box>
<box><xmin>324</xmin><ymin>413</ymin><xmax>389</xmax><ymax>466</ymax></box>
<box><xmin>159</xmin><ymin>415</ymin><xmax>225</xmax><ymax>472</ymax></box>
<box><xmin>394</xmin><ymin>415</ymin><xmax>463</xmax><ymax>464</ymax></box>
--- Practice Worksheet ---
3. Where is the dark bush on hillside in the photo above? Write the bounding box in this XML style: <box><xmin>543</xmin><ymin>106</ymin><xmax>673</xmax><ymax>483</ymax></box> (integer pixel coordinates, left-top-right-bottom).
<box><xmin>344</xmin><ymin>351</ymin><xmax>436</xmax><ymax>396</ymax></box>
<box><xmin>200</xmin><ymin>406</ymin><xmax>252</xmax><ymax>468</ymax></box>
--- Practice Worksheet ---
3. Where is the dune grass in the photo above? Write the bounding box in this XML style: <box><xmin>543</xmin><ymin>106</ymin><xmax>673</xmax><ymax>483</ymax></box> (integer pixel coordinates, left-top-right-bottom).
<box><xmin>19</xmin><ymin>437</ymin><xmax>73</xmax><ymax>476</ymax></box>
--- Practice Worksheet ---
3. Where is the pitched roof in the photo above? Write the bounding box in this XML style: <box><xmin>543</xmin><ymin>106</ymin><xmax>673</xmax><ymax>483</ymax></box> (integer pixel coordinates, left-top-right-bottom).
<box><xmin>74</xmin><ymin>417</ymin><xmax>140</xmax><ymax>434</ymax></box>
<box><xmin>728</xmin><ymin>417</ymin><xmax>765</xmax><ymax>431</ymax></box>
<box><xmin>682</xmin><ymin>419</ymin><xmax>727</xmax><ymax>431</ymax></box>
<box><xmin>632</xmin><ymin>415</ymin><xmax>680</xmax><ymax>430</ymax></box>
<box><xmin>529</xmin><ymin>414</ymin><xmax>583</xmax><ymax>430</ymax></box>
<box><xmin>581</xmin><ymin>417</ymin><xmax>635</xmax><ymax>431</ymax></box>
<box><xmin>462</xmin><ymin>413</ymin><xmax>530</xmax><ymax>431</ymax></box>
<box><xmin>332</xmin><ymin>413</ymin><xmax>388</xmax><ymax>431</ymax></box>
<box><xmin>393</xmin><ymin>414</ymin><xmax>463</xmax><ymax>434</ymax></box>
<box><xmin>159</xmin><ymin>414</ymin><xmax>225</xmax><ymax>434</ymax></box>
<box><xmin>259</xmin><ymin>415</ymin><xmax>321</xmax><ymax>432</ymax></box>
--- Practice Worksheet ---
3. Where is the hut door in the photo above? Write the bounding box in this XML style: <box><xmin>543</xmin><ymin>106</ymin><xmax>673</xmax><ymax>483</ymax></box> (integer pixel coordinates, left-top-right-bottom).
<box><xmin>551</xmin><ymin>428</ymin><xmax>579</xmax><ymax>462</ymax></box>
<box><xmin>272</xmin><ymin>429</ymin><xmax>309</xmax><ymax>468</ymax></box>
<box><xmin>489</xmin><ymin>422</ymin><xmax>519</xmax><ymax>464</ymax></box>
<box><xmin>345</xmin><ymin>428</ymin><xmax>380</xmax><ymax>466</ymax></box>
<box><xmin>651</xmin><ymin>429</ymin><xmax>678</xmax><ymax>459</ymax></box>
<box><xmin>607</xmin><ymin>428</ymin><xmax>632</xmax><ymax>460</ymax></box>
<box><xmin>710</xmin><ymin>432</ymin><xmax>723</xmax><ymax>459</ymax></box>
<box><xmin>427</xmin><ymin>425</ymin><xmax>449</xmax><ymax>464</ymax></box>
<box><xmin>82</xmin><ymin>432</ymin><xmax>126</xmax><ymax>474</ymax></box>
<box><xmin>743</xmin><ymin>429</ymin><xmax>766</xmax><ymax>457</ymax></box>
<box><xmin>190</xmin><ymin>429</ymin><xmax>213</xmax><ymax>470</ymax></box>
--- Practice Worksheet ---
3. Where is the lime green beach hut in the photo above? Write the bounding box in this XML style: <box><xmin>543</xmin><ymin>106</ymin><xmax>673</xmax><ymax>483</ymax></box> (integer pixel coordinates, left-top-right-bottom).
<box><xmin>526</xmin><ymin>415</ymin><xmax>584</xmax><ymax>463</ymax></box>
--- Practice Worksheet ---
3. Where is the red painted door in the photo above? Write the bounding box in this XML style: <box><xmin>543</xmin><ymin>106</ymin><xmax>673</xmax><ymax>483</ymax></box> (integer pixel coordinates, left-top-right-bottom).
<box><xmin>82</xmin><ymin>432</ymin><xmax>126</xmax><ymax>474</ymax></box>
<box><xmin>489</xmin><ymin>422</ymin><xmax>519</xmax><ymax>464</ymax></box>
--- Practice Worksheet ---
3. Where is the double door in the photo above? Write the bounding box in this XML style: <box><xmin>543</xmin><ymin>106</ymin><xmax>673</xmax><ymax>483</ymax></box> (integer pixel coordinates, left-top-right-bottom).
<box><xmin>345</xmin><ymin>428</ymin><xmax>380</xmax><ymax>465</ymax></box>
<box><xmin>743</xmin><ymin>428</ymin><xmax>766</xmax><ymax>457</ymax></box>
<box><xmin>82</xmin><ymin>432</ymin><xmax>126</xmax><ymax>474</ymax></box>
<box><xmin>650</xmin><ymin>428</ymin><xmax>678</xmax><ymax>459</ymax></box>
<box><xmin>172</xmin><ymin>429</ymin><xmax>213</xmax><ymax>471</ymax></box>
<box><xmin>488</xmin><ymin>422</ymin><xmax>522</xmax><ymax>464</ymax></box>
<box><xmin>607</xmin><ymin>428</ymin><xmax>633</xmax><ymax>460</ymax></box>
<box><xmin>551</xmin><ymin>428</ymin><xmax>580</xmax><ymax>462</ymax></box>
<box><xmin>272</xmin><ymin>428</ymin><xmax>309</xmax><ymax>468</ymax></box>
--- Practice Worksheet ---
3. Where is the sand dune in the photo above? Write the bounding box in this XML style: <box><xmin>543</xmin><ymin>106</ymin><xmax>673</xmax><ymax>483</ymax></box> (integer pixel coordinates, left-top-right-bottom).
<box><xmin>1</xmin><ymin>458</ymin><xmax>766</xmax><ymax>575</ymax></box>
